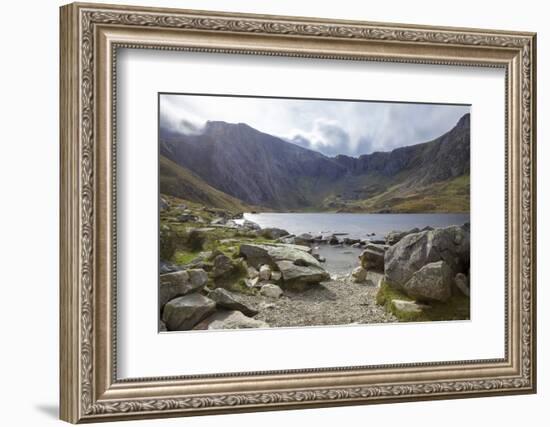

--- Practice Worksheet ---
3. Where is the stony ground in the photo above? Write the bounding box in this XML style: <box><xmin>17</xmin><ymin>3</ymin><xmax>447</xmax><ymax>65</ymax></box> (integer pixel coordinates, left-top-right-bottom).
<box><xmin>237</xmin><ymin>274</ymin><xmax>397</xmax><ymax>328</ymax></box>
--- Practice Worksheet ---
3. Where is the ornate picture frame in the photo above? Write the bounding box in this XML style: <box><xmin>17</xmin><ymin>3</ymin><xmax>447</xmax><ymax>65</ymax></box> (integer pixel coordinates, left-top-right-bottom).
<box><xmin>60</xmin><ymin>2</ymin><xmax>536</xmax><ymax>423</ymax></box>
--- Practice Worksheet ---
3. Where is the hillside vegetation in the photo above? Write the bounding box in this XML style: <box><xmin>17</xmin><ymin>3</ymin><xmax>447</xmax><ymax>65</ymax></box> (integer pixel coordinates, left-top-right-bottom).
<box><xmin>160</xmin><ymin>155</ymin><xmax>253</xmax><ymax>213</ymax></box>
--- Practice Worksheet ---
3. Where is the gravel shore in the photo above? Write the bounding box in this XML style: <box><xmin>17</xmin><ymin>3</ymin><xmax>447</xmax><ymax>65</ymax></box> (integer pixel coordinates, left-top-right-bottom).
<box><xmin>238</xmin><ymin>274</ymin><xmax>398</xmax><ymax>328</ymax></box>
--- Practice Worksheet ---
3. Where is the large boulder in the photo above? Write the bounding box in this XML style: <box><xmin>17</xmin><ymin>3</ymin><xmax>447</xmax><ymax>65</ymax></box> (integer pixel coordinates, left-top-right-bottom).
<box><xmin>430</xmin><ymin>225</ymin><xmax>470</xmax><ymax>272</ymax></box>
<box><xmin>211</xmin><ymin>254</ymin><xmax>236</xmax><ymax>279</ymax></box>
<box><xmin>159</xmin><ymin>269</ymin><xmax>208</xmax><ymax>309</ymax></box>
<box><xmin>240</xmin><ymin>243</ymin><xmax>329</xmax><ymax>289</ymax></box>
<box><xmin>277</xmin><ymin>234</ymin><xmax>296</xmax><ymax>245</ymax></box>
<box><xmin>162</xmin><ymin>294</ymin><xmax>216</xmax><ymax>331</ymax></box>
<box><xmin>242</xmin><ymin>219</ymin><xmax>261</xmax><ymax>230</ymax></box>
<box><xmin>359</xmin><ymin>243</ymin><xmax>387</xmax><ymax>272</ymax></box>
<box><xmin>208</xmin><ymin>288</ymin><xmax>258</xmax><ymax>316</ymax></box>
<box><xmin>276</xmin><ymin>260</ymin><xmax>330</xmax><ymax>287</ymax></box>
<box><xmin>239</xmin><ymin>243</ymin><xmax>316</xmax><ymax>269</ymax></box>
<box><xmin>385</xmin><ymin>227</ymin><xmax>420</xmax><ymax>246</ymax></box>
<box><xmin>259</xmin><ymin>227</ymin><xmax>290</xmax><ymax>239</ymax></box>
<box><xmin>384</xmin><ymin>225</ymin><xmax>469</xmax><ymax>290</ymax></box>
<box><xmin>402</xmin><ymin>260</ymin><xmax>453</xmax><ymax>302</ymax></box>
<box><xmin>196</xmin><ymin>310</ymin><xmax>269</xmax><ymax>330</ymax></box>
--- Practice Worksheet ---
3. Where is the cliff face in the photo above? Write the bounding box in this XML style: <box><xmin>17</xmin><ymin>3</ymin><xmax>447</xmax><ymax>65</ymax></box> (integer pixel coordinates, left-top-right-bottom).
<box><xmin>334</xmin><ymin>113</ymin><xmax>470</xmax><ymax>185</ymax></box>
<box><xmin>160</xmin><ymin>114</ymin><xmax>470</xmax><ymax>212</ymax></box>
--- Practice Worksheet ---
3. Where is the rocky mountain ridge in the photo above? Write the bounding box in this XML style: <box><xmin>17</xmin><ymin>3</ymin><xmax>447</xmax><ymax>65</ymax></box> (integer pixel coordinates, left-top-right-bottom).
<box><xmin>160</xmin><ymin>113</ymin><xmax>470</xmax><ymax>212</ymax></box>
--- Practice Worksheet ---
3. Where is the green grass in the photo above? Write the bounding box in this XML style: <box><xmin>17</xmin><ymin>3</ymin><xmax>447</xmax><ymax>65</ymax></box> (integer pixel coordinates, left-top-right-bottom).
<box><xmin>172</xmin><ymin>250</ymin><xmax>201</xmax><ymax>266</ymax></box>
<box><xmin>376</xmin><ymin>280</ymin><xmax>470</xmax><ymax>322</ymax></box>
<box><xmin>383</xmin><ymin>174</ymin><xmax>470</xmax><ymax>213</ymax></box>
<box><xmin>376</xmin><ymin>280</ymin><xmax>413</xmax><ymax>306</ymax></box>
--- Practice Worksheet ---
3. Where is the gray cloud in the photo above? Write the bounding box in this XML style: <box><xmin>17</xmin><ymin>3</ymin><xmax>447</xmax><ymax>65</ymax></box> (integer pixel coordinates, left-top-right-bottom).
<box><xmin>160</xmin><ymin>94</ymin><xmax>470</xmax><ymax>157</ymax></box>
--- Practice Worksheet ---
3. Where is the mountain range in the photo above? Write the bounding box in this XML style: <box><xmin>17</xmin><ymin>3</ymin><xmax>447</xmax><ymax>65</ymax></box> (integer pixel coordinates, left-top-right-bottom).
<box><xmin>159</xmin><ymin>113</ymin><xmax>470</xmax><ymax>213</ymax></box>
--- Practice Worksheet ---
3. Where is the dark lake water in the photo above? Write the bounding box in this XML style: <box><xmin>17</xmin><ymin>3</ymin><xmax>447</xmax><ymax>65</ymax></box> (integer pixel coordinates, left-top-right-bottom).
<box><xmin>243</xmin><ymin>212</ymin><xmax>470</xmax><ymax>241</ymax></box>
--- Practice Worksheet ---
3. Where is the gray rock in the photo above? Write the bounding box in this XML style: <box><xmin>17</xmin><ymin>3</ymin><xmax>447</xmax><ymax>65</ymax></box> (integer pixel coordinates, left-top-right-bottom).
<box><xmin>159</xmin><ymin>269</ymin><xmax>208</xmax><ymax>309</ymax></box>
<box><xmin>276</xmin><ymin>260</ymin><xmax>330</xmax><ymax>286</ymax></box>
<box><xmin>187</xmin><ymin>269</ymin><xmax>209</xmax><ymax>287</ymax></box>
<box><xmin>351</xmin><ymin>266</ymin><xmax>368</xmax><ymax>283</ymax></box>
<box><xmin>403</xmin><ymin>261</ymin><xmax>453</xmax><ymax>302</ymax></box>
<box><xmin>270</xmin><ymin>271</ymin><xmax>282</xmax><ymax>282</ymax></box>
<box><xmin>295</xmin><ymin>233</ymin><xmax>314</xmax><ymax>245</ymax></box>
<box><xmin>159</xmin><ymin>260</ymin><xmax>181</xmax><ymax>275</ymax></box>
<box><xmin>391</xmin><ymin>299</ymin><xmax>430</xmax><ymax>314</ymax></box>
<box><xmin>239</xmin><ymin>243</ymin><xmax>317</xmax><ymax>269</ymax></box>
<box><xmin>210</xmin><ymin>217</ymin><xmax>226</xmax><ymax>225</ymax></box>
<box><xmin>365</xmin><ymin>270</ymin><xmax>384</xmax><ymax>287</ymax></box>
<box><xmin>277</xmin><ymin>234</ymin><xmax>296</xmax><ymax>245</ymax></box>
<box><xmin>162</xmin><ymin>294</ymin><xmax>216</xmax><ymax>331</ymax></box>
<box><xmin>159</xmin><ymin>319</ymin><xmax>167</xmax><ymax>332</ymax></box>
<box><xmin>247</xmin><ymin>265</ymin><xmax>259</xmax><ymax>279</ymax></box>
<box><xmin>245</xmin><ymin>277</ymin><xmax>261</xmax><ymax>288</ymax></box>
<box><xmin>260</xmin><ymin>283</ymin><xmax>284</xmax><ymax>298</ymax></box>
<box><xmin>259</xmin><ymin>264</ymin><xmax>272</xmax><ymax>281</ymax></box>
<box><xmin>369</xmin><ymin>239</ymin><xmax>386</xmax><ymax>245</ymax></box>
<box><xmin>359</xmin><ymin>244</ymin><xmax>387</xmax><ymax>272</ymax></box>
<box><xmin>211</xmin><ymin>254</ymin><xmax>236</xmax><ymax>278</ymax></box>
<box><xmin>430</xmin><ymin>225</ymin><xmax>470</xmax><ymax>272</ymax></box>
<box><xmin>204</xmin><ymin>310</ymin><xmax>269</xmax><ymax>330</ymax></box>
<box><xmin>385</xmin><ymin>227</ymin><xmax>420</xmax><ymax>246</ymax></box>
<box><xmin>343</xmin><ymin>237</ymin><xmax>361</xmax><ymax>245</ymax></box>
<box><xmin>260</xmin><ymin>227</ymin><xmax>290</xmax><ymax>239</ymax></box>
<box><xmin>329</xmin><ymin>235</ymin><xmax>340</xmax><ymax>245</ymax></box>
<box><xmin>384</xmin><ymin>225</ymin><xmax>469</xmax><ymax>290</ymax></box>
<box><xmin>208</xmin><ymin>288</ymin><xmax>258</xmax><ymax>316</ymax></box>
<box><xmin>454</xmin><ymin>272</ymin><xmax>470</xmax><ymax>297</ymax></box>
<box><xmin>242</xmin><ymin>219</ymin><xmax>261</xmax><ymax>230</ymax></box>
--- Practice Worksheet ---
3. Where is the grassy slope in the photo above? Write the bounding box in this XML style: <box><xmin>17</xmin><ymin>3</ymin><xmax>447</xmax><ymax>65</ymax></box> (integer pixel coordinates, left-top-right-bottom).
<box><xmin>360</xmin><ymin>174</ymin><xmax>469</xmax><ymax>213</ymax></box>
<box><xmin>160</xmin><ymin>155</ymin><xmax>253</xmax><ymax>213</ymax></box>
<box><xmin>317</xmin><ymin>174</ymin><xmax>470</xmax><ymax>213</ymax></box>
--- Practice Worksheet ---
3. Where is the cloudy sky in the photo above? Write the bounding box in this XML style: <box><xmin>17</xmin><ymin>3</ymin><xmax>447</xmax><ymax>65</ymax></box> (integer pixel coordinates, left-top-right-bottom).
<box><xmin>160</xmin><ymin>94</ymin><xmax>470</xmax><ymax>157</ymax></box>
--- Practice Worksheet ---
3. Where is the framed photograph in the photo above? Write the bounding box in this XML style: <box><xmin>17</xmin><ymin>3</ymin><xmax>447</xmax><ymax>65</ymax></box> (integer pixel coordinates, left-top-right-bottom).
<box><xmin>60</xmin><ymin>2</ymin><xmax>537</xmax><ymax>423</ymax></box>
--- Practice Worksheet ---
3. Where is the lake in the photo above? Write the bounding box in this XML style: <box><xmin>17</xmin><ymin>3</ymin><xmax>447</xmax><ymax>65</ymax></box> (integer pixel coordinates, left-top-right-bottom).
<box><xmin>243</xmin><ymin>212</ymin><xmax>470</xmax><ymax>276</ymax></box>
<box><xmin>243</xmin><ymin>212</ymin><xmax>470</xmax><ymax>241</ymax></box>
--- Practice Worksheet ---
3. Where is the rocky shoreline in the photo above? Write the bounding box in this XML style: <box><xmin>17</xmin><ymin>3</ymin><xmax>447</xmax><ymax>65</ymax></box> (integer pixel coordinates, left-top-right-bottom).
<box><xmin>159</xmin><ymin>195</ymin><xmax>470</xmax><ymax>331</ymax></box>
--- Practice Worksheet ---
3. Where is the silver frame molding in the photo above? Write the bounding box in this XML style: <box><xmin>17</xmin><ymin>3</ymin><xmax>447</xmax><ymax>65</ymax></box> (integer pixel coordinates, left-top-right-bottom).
<box><xmin>60</xmin><ymin>2</ymin><xmax>537</xmax><ymax>423</ymax></box>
